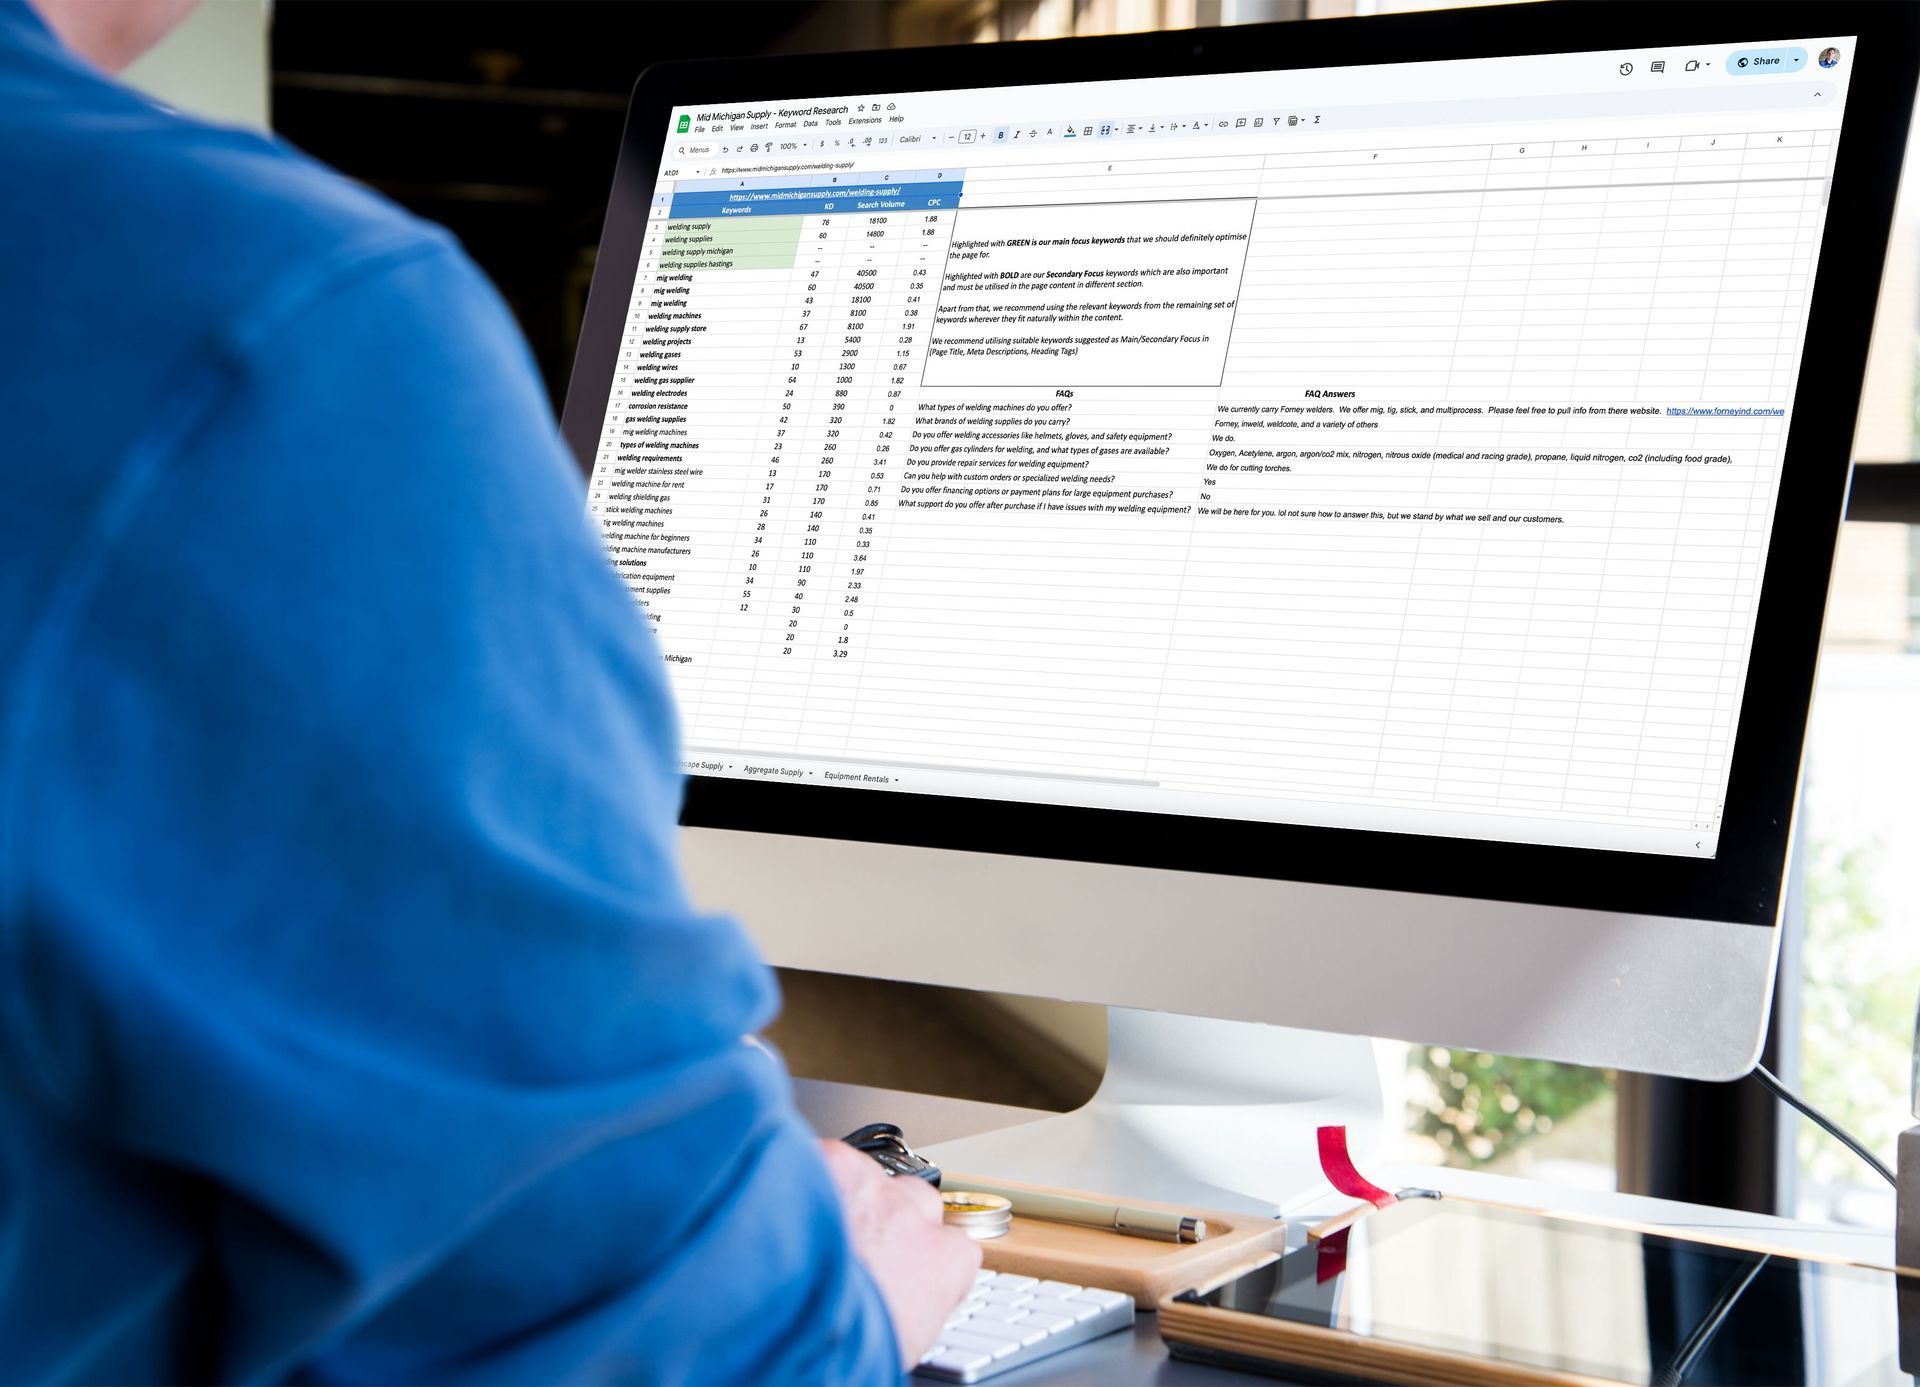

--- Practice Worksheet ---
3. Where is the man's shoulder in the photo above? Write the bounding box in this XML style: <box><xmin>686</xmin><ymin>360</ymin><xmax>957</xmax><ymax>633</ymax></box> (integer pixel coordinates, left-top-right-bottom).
<box><xmin>0</xmin><ymin>66</ymin><xmax>486</xmax><ymax>688</ymax></box>
<box><xmin>0</xmin><ymin>62</ymin><xmax>452</xmax><ymax>370</ymax></box>
<box><xmin>157</xmin><ymin>124</ymin><xmax>444</xmax><ymax>276</ymax></box>
<box><xmin>38</xmin><ymin>109</ymin><xmax>444</xmax><ymax>322</ymax></box>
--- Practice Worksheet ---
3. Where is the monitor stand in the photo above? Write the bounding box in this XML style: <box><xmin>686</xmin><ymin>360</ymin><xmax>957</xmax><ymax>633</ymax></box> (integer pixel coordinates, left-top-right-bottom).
<box><xmin>921</xmin><ymin>1007</ymin><xmax>1385</xmax><ymax>1217</ymax></box>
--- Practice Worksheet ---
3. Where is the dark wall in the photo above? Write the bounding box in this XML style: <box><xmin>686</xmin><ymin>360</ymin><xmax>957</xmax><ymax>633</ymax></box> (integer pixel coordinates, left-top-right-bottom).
<box><xmin>271</xmin><ymin>1</ymin><xmax>892</xmax><ymax>408</ymax></box>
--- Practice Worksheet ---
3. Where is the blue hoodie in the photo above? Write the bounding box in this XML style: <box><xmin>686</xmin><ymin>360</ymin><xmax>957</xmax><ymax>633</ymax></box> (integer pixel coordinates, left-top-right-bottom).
<box><xmin>0</xmin><ymin>4</ymin><xmax>896</xmax><ymax>1380</ymax></box>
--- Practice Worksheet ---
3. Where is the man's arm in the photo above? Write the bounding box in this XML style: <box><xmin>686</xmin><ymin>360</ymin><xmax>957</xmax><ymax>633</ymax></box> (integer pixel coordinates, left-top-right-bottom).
<box><xmin>2</xmin><ymin>232</ymin><xmax>962</xmax><ymax>1382</ymax></box>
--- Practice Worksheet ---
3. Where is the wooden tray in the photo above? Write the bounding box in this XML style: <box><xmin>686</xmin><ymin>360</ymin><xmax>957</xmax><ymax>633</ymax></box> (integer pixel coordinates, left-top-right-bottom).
<box><xmin>944</xmin><ymin>1172</ymin><xmax>1289</xmax><ymax>1308</ymax></box>
<box><xmin>1159</xmin><ymin>1292</ymin><xmax>1618</xmax><ymax>1387</ymax></box>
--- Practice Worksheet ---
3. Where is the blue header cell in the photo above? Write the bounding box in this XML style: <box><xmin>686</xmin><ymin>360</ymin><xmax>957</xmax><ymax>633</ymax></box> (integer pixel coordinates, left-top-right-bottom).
<box><xmin>669</xmin><ymin>177</ymin><xmax>964</xmax><ymax>218</ymax></box>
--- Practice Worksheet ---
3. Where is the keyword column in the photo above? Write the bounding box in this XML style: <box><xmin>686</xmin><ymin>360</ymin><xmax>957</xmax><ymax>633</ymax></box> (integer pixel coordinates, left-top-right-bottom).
<box><xmin>668</xmin><ymin>182</ymin><xmax>810</xmax><ymax>749</ymax></box>
<box><xmin>620</xmin><ymin>187</ymin><xmax>792</xmax><ymax>732</ymax></box>
<box><xmin>590</xmin><ymin>179</ymin><xmax>728</xmax><ymax>719</ymax></box>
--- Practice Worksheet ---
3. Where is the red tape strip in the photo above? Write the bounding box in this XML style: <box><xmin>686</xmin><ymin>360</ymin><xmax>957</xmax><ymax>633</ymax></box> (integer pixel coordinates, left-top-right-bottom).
<box><xmin>1315</xmin><ymin>1225</ymin><xmax>1350</xmax><ymax>1284</ymax></box>
<box><xmin>1317</xmin><ymin>1124</ymin><xmax>1398</xmax><ymax>1209</ymax></box>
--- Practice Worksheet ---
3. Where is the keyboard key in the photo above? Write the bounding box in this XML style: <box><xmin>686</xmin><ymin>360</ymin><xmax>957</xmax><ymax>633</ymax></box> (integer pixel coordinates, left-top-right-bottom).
<box><xmin>971</xmin><ymin>1316</ymin><xmax>1052</xmax><ymax>1348</ymax></box>
<box><xmin>979</xmin><ymin>1288</ymin><xmax>1033</xmax><ymax>1307</ymax></box>
<box><xmin>1017</xmin><ymin>1310</ymin><xmax>1072</xmax><ymax>1335</ymax></box>
<box><xmin>967</xmin><ymin>1303</ymin><xmax>1029</xmax><ymax>1324</ymax></box>
<box><xmin>974</xmin><ymin>1270</ymin><xmax>996</xmax><ymax>1284</ymax></box>
<box><xmin>1025</xmin><ymin>1295</ymin><xmax>1102</xmax><ymax>1323</ymax></box>
<box><xmin>1035</xmin><ymin>1280</ymin><xmax>1083</xmax><ymax>1298</ymax></box>
<box><xmin>942</xmin><ymin>1328</ymin><xmax>1023</xmax><ymax>1362</ymax></box>
<box><xmin>1070</xmin><ymin>1288</ymin><xmax>1131</xmax><ymax>1311</ymax></box>
<box><xmin>922</xmin><ymin>1346</ymin><xmax>994</xmax><ymax>1375</ymax></box>
<box><xmin>942</xmin><ymin>1310</ymin><xmax>974</xmax><ymax>1330</ymax></box>
<box><xmin>988</xmin><ymin>1273</ymin><xmax>1038</xmax><ymax>1290</ymax></box>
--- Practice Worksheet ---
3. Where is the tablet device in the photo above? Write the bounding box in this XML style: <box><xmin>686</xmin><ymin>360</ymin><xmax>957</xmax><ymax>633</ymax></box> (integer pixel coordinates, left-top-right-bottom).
<box><xmin>1166</xmin><ymin>1198</ymin><xmax>1916</xmax><ymax>1385</ymax></box>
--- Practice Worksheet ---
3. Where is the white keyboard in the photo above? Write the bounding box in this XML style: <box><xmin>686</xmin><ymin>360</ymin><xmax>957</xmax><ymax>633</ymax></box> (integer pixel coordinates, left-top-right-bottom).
<box><xmin>913</xmin><ymin>1269</ymin><xmax>1135</xmax><ymax>1383</ymax></box>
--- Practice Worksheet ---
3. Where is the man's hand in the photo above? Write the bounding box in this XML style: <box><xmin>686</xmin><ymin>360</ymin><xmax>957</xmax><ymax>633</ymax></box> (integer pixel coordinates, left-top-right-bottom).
<box><xmin>818</xmin><ymin>1138</ymin><xmax>982</xmax><ymax>1369</ymax></box>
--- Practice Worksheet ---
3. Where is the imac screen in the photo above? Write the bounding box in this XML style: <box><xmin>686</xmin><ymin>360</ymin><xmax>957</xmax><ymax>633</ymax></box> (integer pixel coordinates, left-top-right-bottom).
<box><xmin>589</xmin><ymin>36</ymin><xmax>1854</xmax><ymax>859</ymax></box>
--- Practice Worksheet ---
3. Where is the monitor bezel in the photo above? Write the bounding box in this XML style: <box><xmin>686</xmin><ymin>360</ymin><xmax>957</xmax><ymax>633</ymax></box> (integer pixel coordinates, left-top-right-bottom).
<box><xmin>560</xmin><ymin>0</ymin><xmax>1918</xmax><ymax>928</ymax></box>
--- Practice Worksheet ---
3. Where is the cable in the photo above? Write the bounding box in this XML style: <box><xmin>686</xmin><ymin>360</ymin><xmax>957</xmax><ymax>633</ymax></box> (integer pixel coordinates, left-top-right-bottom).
<box><xmin>1751</xmin><ymin>1062</ymin><xmax>1896</xmax><ymax>1189</ymax></box>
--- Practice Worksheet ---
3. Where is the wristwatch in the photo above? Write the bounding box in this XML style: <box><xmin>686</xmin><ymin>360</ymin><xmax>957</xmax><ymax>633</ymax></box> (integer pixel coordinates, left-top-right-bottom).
<box><xmin>841</xmin><ymin>1122</ymin><xmax>943</xmax><ymax>1185</ymax></box>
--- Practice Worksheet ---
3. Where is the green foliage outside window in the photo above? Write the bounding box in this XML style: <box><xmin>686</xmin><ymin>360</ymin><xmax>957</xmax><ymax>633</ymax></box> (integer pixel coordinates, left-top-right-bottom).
<box><xmin>1409</xmin><ymin>1047</ymin><xmax>1612</xmax><ymax>1166</ymax></box>
<box><xmin>1799</xmin><ymin>838</ymin><xmax>1920</xmax><ymax>1185</ymax></box>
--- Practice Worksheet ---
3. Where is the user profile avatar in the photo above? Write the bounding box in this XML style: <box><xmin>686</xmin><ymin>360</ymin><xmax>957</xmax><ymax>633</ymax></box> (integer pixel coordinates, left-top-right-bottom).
<box><xmin>1819</xmin><ymin>47</ymin><xmax>1841</xmax><ymax>69</ymax></box>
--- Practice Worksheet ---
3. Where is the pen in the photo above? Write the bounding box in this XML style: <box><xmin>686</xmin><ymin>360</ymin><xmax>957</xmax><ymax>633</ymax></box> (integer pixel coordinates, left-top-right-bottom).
<box><xmin>953</xmin><ymin>1180</ymin><xmax>1207</xmax><ymax>1243</ymax></box>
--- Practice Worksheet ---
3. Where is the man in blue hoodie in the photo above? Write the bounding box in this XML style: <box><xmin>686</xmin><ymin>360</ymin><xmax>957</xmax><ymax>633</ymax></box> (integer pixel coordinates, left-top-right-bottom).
<box><xmin>0</xmin><ymin>1</ymin><xmax>978</xmax><ymax>1379</ymax></box>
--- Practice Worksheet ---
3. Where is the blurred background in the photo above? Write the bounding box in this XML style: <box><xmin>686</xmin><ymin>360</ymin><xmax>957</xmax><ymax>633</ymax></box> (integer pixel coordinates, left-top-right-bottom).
<box><xmin>128</xmin><ymin>0</ymin><xmax>1920</xmax><ymax>1227</ymax></box>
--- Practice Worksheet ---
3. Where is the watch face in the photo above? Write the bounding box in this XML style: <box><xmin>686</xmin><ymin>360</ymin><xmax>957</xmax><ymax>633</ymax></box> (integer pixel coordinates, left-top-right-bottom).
<box><xmin>842</xmin><ymin>1123</ymin><xmax>942</xmax><ymax>1181</ymax></box>
<box><xmin>878</xmin><ymin>1151</ymin><xmax>940</xmax><ymax>1180</ymax></box>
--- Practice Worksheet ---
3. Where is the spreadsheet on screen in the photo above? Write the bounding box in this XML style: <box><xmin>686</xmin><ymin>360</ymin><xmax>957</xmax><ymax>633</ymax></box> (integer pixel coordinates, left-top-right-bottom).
<box><xmin>588</xmin><ymin>38</ymin><xmax>1853</xmax><ymax>858</ymax></box>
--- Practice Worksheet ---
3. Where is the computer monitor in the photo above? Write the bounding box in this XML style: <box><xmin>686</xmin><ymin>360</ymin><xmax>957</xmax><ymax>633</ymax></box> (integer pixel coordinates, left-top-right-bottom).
<box><xmin>561</xmin><ymin>2</ymin><xmax>1917</xmax><ymax>1207</ymax></box>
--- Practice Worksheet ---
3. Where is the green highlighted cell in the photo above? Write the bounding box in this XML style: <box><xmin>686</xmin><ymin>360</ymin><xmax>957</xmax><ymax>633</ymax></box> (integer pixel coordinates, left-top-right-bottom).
<box><xmin>659</xmin><ymin>215</ymin><xmax>802</xmax><ymax>271</ymax></box>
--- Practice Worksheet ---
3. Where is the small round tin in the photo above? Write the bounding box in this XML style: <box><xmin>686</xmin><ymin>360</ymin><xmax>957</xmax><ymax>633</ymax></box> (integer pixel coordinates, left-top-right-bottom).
<box><xmin>941</xmin><ymin>1191</ymin><xmax>1013</xmax><ymax>1240</ymax></box>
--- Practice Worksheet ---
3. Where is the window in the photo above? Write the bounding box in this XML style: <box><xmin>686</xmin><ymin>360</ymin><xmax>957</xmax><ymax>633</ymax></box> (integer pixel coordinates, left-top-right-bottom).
<box><xmin>1388</xmin><ymin>1045</ymin><xmax>1617</xmax><ymax>1187</ymax></box>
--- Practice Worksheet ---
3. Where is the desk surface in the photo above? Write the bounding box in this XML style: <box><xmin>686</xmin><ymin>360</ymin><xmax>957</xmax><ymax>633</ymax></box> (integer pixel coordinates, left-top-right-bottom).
<box><xmin>792</xmin><ymin>1080</ymin><xmax>1897</xmax><ymax>1385</ymax></box>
